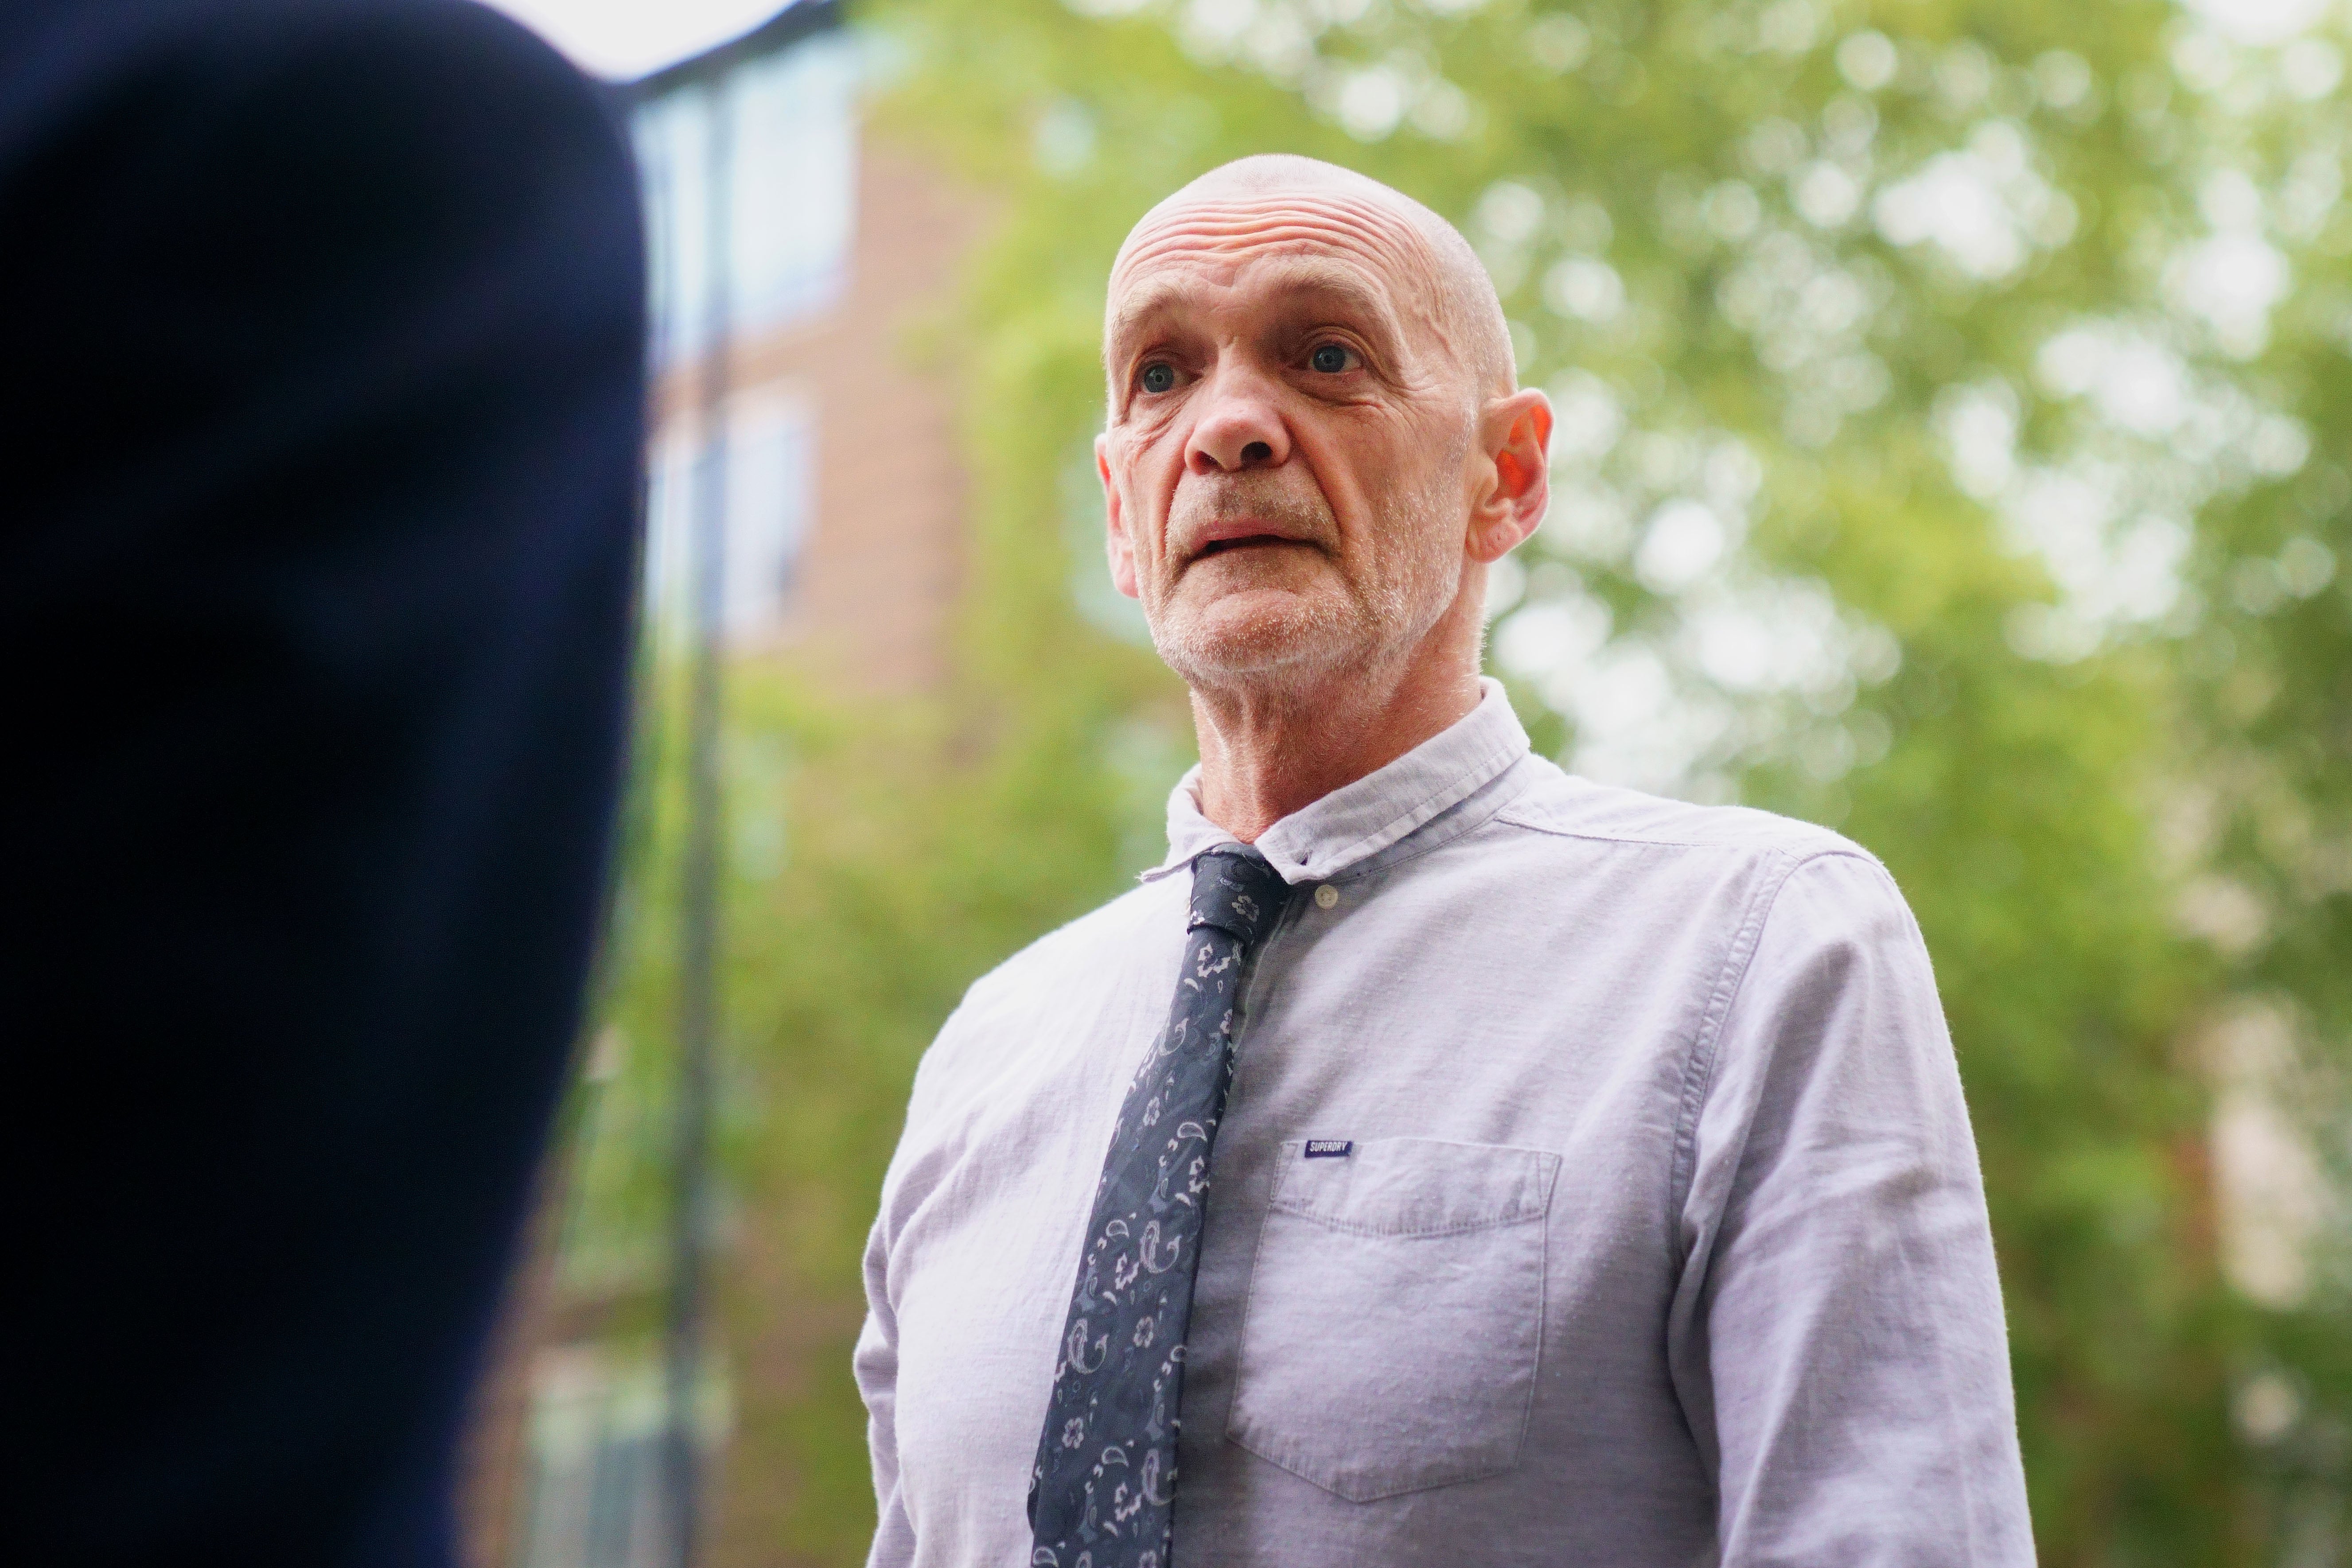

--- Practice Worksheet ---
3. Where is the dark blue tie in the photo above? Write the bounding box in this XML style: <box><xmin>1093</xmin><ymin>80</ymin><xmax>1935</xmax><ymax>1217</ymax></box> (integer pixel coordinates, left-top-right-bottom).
<box><xmin>1028</xmin><ymin>845</ymin><xmax>1292</xmax><ymax>1568</ymax></box>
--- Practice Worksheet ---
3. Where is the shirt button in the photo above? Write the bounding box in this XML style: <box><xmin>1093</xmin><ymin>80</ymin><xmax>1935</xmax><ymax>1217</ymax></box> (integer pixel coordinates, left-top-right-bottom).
<box><xmin>1314</xmin><ymin>884</ymin><xmax>1339</xmax><ymax>910</ymax></box>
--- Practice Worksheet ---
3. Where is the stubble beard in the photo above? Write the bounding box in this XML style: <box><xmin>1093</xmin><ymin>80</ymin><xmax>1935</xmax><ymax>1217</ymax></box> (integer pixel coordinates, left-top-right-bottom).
<box><xmin>1141</xmin><ymin>470</ymin><xmax>1463</xmax><ymax>702</ymax></box>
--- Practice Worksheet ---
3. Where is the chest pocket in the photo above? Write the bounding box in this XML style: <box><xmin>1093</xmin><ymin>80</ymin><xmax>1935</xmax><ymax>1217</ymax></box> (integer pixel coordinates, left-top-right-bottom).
<box><xmin>1224</xmin><ymin>1136</ymin><xmax>1560</xmax><ymax>1502</ymax></box>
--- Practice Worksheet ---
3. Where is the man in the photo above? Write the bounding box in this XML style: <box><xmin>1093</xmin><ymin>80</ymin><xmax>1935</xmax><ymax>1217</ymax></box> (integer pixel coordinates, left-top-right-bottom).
<box><xmin>856</xmin><ymin>156</ymin><xmax>2031</xmax><ymax>1566</ymax></box>
<box><xmin>3</xmin><ymin>1</ymin><xmax>643</xmax><ymax>1563</ymax></box>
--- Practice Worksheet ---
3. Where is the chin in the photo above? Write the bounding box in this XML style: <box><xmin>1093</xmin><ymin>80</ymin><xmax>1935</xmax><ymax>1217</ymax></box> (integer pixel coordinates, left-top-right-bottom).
<box><xmin>1148</xmin><ymin>589</ymin><xmax>1370</xmax><ymax>690</ymax></box>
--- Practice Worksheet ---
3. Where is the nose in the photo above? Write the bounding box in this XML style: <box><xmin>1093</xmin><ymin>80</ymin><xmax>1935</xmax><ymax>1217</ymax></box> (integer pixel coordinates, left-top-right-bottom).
<box><xmin>1185</xmin><ymin>366</ymin><xmax>1291</xmax><ymax>476</ymax></box>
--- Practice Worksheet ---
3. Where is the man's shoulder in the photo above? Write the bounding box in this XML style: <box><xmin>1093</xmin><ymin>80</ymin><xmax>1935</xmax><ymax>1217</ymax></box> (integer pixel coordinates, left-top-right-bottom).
<box><xmin>942</xmin><ymin>873</ymin><xmax>1184</xmax><ymax>1036</ymax></box>
<box><xmin>897</xmin><ymin>874</ymin><xmax>1180</xmax><ymax>1131</ymax></box>
<box><xmin>1482</xmin><ymin>764</ymin><xmax>1925</xmax><ymax>989</ymax></box>
<box><xmin>1490</xmin><ymin>758</ymin><xmax>1877</xmax><ymax>872</ymax></box>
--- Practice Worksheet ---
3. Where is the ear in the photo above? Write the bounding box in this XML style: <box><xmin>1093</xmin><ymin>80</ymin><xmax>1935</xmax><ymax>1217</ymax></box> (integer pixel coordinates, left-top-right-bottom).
<box><xmin>1100</xmin><ymin>432</ymin><xmax>1141</xmax><ymax>600</ymax></box>
<box><xmin>1466</xmin><ymin>388</ymin><xmax>1552</xmax><ymax>564</ymax></box>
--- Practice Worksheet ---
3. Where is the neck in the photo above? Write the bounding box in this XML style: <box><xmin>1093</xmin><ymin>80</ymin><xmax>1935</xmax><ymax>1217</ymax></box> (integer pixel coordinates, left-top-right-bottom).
<box><xmin>1189</xmin><ymin>591</ymin><xmax>1485</xmax><ymax>844</ymax></box>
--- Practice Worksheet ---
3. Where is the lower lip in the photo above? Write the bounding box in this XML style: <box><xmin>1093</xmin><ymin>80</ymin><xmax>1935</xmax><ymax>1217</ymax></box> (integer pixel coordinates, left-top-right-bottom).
<box><xmin>1196</xmin><ymin>537</ymin><xmax>1303</xmax><ymax>558</ymax></box>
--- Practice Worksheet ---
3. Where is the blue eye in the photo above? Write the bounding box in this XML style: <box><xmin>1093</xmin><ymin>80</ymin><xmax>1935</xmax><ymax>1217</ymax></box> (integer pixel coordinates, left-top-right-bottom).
<box><xmin>1140</xmin><ymin>362</ymin><xmax>1176</xmax><ymax>394</ymax></box>
<box><xmin>1310</xmin><ymin>343</ymin><xmax>1352</xmax><ymax>374</ymax></box>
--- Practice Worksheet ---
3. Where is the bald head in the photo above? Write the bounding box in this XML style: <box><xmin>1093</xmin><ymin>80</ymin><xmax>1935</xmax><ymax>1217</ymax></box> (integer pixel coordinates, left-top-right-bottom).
<box><xmin>1109</xmin><ymin>155</ymin><xmax>1517</xmax><ymax>404</ymax></box>
<box><xmin>1092</xmin><ymin>152</ymin><xmax>1553</xmax><ymax>724</ymax></box>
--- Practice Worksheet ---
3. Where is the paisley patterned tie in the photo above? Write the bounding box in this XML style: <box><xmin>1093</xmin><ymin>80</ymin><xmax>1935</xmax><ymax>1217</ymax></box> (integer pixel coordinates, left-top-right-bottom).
<box><xmin>1028</xmin><ymin>845</ymin><xmax>1292</xmax><ymax>1568</ymax></box>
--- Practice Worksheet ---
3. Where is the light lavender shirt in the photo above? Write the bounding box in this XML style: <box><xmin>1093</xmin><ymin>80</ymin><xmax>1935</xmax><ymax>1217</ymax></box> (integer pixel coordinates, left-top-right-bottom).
<box><xmin>856</xmin><ymin>681</ymin><xmax>2033</xmax><ymax>1567</ymax></box>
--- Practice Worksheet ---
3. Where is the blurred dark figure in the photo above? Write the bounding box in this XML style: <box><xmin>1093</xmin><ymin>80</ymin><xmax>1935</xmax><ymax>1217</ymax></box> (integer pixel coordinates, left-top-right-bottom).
<box><xmin>0</xmin><ymin>1</ymin><xmax>645</xmax><ymax>1564</ymax></box>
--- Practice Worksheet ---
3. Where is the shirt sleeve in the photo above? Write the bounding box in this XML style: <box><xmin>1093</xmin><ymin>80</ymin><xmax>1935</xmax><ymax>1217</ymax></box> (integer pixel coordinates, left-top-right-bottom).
<box><xmin>857</xmin><ymin>1007</ymin><xmax>967</xmax><ymax>1568</ymax></box>
<box><xmin>856</xmin><ymin>1208</ymin><xmax>916</xmax><ymax>1568</ymax></box>
<box><xmin>1667</xmin><ymin>852</ymin><xmax>2034</xmax><ymax>1566</ymax></box>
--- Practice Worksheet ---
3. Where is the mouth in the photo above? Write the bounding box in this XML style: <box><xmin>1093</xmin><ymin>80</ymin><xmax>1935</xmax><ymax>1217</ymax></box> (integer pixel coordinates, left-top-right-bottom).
<box><xmin>1194</xmin><ymin>533</ymin><xmax>1305</xmax><ymax>559</ymax></box>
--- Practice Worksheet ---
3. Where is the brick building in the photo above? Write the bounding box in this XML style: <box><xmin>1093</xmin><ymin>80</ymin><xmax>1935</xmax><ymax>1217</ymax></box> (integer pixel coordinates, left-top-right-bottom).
<box><xmin>635</xmin><ymin>1</ymin><xmax>979</xmax><ymax>691</ymax></box>
<box><xmin>463</xmin><ymin>5</ymin><xmax>985</xmax><ymax>1563</ymax></box>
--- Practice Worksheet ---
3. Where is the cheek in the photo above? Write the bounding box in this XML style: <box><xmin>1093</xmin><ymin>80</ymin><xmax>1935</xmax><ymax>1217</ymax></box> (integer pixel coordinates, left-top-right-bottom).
<box><xmin>1382</xmin><ymin>411</ymin><xmax>1474</xmax><ymax>516</ymax></box>
<box><xmin>1313</xmin><ymin>414</ymin><xmax>1436</xmax><ymax>547</ymax></box>
<box><xmin>1114</xmin><ymin>416</ymin><xmax>1185</xmax><ymax>484</ymax></box>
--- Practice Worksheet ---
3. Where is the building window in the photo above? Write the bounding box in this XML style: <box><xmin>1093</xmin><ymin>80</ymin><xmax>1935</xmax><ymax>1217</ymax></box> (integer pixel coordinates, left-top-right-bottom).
<box><xmin>635</xmin><ymin>30</ymin><xmax>859</xmax><ymax>362</ymax></box>
<box><xmin>643</xmin><ymin>390</ymin><xmax>816</xmax><ymax>644</ymax></box>
<box><xmin>515</xmin><ymin>1348</ymin><xmax>666</xmax><ymax>1568</ymax></box>
<box><xmin>515</xmin><ymin>1346</ymin><xmax>728</xmax><ymax>1568</ymax></box>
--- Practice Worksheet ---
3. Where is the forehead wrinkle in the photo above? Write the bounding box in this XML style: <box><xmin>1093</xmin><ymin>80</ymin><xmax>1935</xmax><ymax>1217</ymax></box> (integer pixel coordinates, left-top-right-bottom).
<box><xmin>1106</xmin><ymin>165</ymin><xmax>1511</xmax><ymax>400</ymax></box>
<box><xmin>1106</xmin><ymin>253</ymin><xmax>1413</xmax><ymax>364</ymax></box>
<box><xmin>1106</xmin><ymin>196</ymin><xmax>1452</xmax><ymax>386</ymax></box>
<box><xmin>1103</xmin><ymin>275</ymin><xmax>1195</xmax><ymax>360</ymax></box>
<box><xmin>1247</xmin><ymin>256</ymin><xmax>1411</xmax><ymax>341</ymax></box>
<box><xmin>1114</xmin><ymin>193</ymin><xmax>1437</xmax><ymax>298</ymax></box>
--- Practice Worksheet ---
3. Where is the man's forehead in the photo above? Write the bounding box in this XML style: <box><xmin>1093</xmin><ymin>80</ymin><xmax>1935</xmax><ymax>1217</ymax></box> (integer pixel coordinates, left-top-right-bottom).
<box><xmin>1117</xmin><ymin>184</ymin><xmax>1433</xmax><ymax>272</ymax></box>
<box><xmin>1107</xmin><ymin>189</ymin><xmax>1443</xmax><ymax>337</ymax></box>
<box><xmin>1107</xmin><ymin>248</ymin><xmax>1414</xmax><ymax>343</ymax></box>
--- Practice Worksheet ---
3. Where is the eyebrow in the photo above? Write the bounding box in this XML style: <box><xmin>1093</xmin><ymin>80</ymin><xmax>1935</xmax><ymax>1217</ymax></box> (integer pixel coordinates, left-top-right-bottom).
<box><xmin>1103</xmin><ymin>254</ymin><xmax>1411</xmax><ymax>366</ymax></box>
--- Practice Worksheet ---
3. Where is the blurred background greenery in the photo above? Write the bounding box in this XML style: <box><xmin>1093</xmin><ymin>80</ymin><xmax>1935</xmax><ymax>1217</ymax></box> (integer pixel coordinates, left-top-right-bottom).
<box><xmin>489</xmin><ymin>1</ymin><xmax>2352</xmax><ymax>1562</ymax></box>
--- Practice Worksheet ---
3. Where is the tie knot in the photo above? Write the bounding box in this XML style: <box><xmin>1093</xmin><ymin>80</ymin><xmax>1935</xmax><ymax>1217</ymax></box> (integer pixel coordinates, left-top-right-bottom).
<box><xmin>1188</xmin><ymin>845</ymin><xmax>1289</xmax><ymax>945</ymax></box>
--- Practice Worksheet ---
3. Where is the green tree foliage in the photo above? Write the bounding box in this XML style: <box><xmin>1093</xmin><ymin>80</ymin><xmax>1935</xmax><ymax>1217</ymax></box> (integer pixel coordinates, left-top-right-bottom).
<box><xmin>569</xmin><ymin>1</ymin><xmax>2352</xmax><ymax>1561</ymax></box>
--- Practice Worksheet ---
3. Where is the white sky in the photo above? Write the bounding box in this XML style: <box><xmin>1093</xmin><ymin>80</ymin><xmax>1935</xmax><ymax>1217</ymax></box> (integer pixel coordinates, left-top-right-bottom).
<box><xmin>488</xmin><ymin>0</ymin><xmax>2342</xmax><ymax>79</ymax></box>
<box><xmin>482</xmin><ymin>0</ymin><xmax>799</xmax><ymax>78</ymax></box>
<box><xmin>2181</xmin><ymin>0</ymin><xmax>2334</xmax><ymax>47</ymax></box>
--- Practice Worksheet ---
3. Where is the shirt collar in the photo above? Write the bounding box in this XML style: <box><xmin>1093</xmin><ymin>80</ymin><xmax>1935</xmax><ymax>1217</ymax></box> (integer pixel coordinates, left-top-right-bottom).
<box><xmin>1146</xmin><ymin>677</ymin><xmax>1532</xmax><ymax>886</ymax></box>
